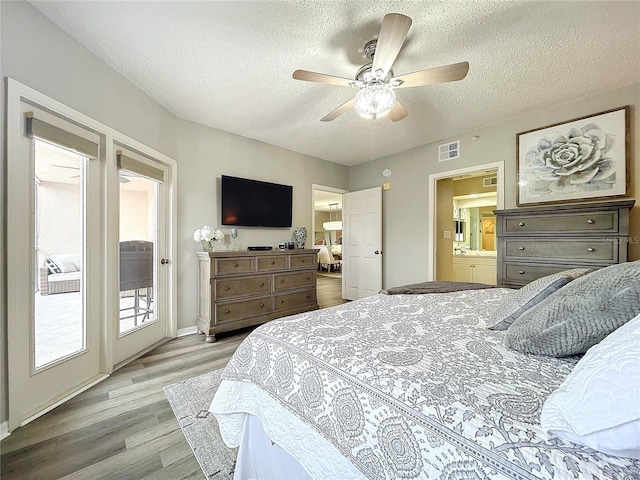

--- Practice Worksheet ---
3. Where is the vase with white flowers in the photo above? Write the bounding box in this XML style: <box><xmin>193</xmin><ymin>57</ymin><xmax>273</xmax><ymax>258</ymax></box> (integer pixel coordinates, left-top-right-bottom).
<box><xmin>193</xmin><ymin>226</ymin><xmax>224</xmax><ymax>252</ymax></box>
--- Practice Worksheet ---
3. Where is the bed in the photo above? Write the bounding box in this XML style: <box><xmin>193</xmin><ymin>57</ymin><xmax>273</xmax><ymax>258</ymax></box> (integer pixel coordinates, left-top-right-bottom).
<box><xmin>210</xmin><ymin>276</ymin><xmax>640</xmax><ymax>479</ymax></box>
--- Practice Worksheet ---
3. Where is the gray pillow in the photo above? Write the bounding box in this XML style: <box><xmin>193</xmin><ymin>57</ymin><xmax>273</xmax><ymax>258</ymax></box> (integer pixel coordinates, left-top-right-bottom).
<box><xmin>504</xmin><ymin>261</ymin><xmax>640</xmax><ymax>357</ymax></box>
<box><xmin>488</xmin><ymin>268</ymin><xmax>592</xmax><ymax>330</ymax></box>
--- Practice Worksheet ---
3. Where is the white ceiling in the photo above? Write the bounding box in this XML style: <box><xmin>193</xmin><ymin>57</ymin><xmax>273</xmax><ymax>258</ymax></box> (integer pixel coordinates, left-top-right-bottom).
<box><xmin>30</xmin><ymin>1</ymin><xmax>640</xmax><ymax>167</ymax></box>
<box><xmin>314</xmin><ymin>190</ymin><xmax>342</xmax><ymax>212</ymax></box>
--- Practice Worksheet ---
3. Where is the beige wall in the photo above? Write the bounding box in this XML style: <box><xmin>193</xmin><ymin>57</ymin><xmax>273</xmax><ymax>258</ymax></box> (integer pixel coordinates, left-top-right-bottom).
<box><xmin>36</xmin><ymin>182</ymin><xmax>82</xmax><ymax>267</ymax></box>
<box><xmin>119</xmin><ymin>189</ymin><xmax>152</xmax><ymax>242</ymax></box>
<box><xmin>176</xmin><ymin>120</ymin><xmax>349</xmax><ymax>330</ymax></box>
<box><xmin>436</xmin><ymin>179</ymin><xmax>454</xmax><ymax>281</ymax></box>
<box><xmin>349</xmin><ymin>83</ymin><xmax>640</xmax><ymax>289</ymax></box>
<box><xmin>453</xmin><ymin>175</ymin><xmax>497</xmax><ymax>196</ymax></box>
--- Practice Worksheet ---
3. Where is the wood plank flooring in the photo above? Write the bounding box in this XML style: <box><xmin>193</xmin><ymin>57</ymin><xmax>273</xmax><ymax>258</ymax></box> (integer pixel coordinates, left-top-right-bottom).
<box><xmin>0</xmin><ymin>276</ymin><xmax>346</xmax><ymax>479</ymax></box>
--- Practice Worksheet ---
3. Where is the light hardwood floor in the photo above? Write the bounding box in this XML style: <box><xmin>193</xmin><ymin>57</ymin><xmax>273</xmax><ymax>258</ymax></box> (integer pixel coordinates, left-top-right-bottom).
<box><xmin>0</xmin><ymin>276</ymin><xmax>346</xmax><ymax>480</ymax></box>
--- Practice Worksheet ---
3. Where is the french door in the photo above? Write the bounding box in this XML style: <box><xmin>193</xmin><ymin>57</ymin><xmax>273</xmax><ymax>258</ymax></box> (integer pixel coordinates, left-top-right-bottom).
<box><xmin>112</xmin><ymin>148</ymin><xmax>171</xmax><ymax>366</ymax></box>
<box><xmin>7</xmin><ymin>80</ymin><xmax>176</xmax><ymax>431</ymax></box>
<box><xmin>7</xmin><ymin>103</ymin><xmax>104</xmax><ymax>430</ymax></box>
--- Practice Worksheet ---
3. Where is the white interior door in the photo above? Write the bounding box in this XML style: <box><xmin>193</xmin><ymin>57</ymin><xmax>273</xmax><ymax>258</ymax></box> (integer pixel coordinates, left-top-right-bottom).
<box><xmin>112</xmin><ymin>148</ymin><xmax>171</xmax><ymax>366</ymax></box>
<box><xmin>343</xmin><ymin>187</ymin><xmax>382</xmax><ymax>300</ymax></box>
<box><xmin>7</xmin><ymin>104</ymin><xmax>104</xmax><ymax>430</ymax></box>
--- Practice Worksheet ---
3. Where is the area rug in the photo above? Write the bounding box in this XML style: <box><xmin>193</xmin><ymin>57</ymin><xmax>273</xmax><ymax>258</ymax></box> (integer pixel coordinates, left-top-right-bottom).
<box><xmin>163</xmin><ymin>369</ymin><xmax>236</xmax><ymax>479</ymax></box>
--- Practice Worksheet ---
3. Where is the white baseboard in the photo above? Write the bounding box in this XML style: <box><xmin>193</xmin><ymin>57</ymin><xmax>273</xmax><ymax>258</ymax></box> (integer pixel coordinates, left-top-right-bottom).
<box><xmin>177</xmin><ymin>326</ymin><xmax>198</xmax><ymax>337</ymax></box>
<box><xmin>1</xmin><ymin>421</ymin><xmax>10</xmax><ymax>440</ymax></box>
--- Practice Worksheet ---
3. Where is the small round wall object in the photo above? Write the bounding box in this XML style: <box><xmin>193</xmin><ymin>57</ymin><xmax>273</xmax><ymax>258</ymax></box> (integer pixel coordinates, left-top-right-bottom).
<box><xmin>382</xmin><ymin>168</ymin><xmax>392</xmax><ymax>178</ymax></box>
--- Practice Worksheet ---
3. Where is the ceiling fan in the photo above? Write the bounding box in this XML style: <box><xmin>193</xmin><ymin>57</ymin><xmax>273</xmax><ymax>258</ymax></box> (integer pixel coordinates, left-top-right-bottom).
<box><xmin>293</xmin><ymin>13</ymin><xmax>469</xmax><ymax>122</ymax></box>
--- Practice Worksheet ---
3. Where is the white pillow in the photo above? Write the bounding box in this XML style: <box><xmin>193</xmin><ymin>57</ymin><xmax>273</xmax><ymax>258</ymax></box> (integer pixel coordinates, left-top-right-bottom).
<box><xmin>541</xmin><ymin>313</ymin><xmax>640</xmax><ymax>459</ymax></box>
<box><xmin>50</xmin><ymin>254</ymin><xmax>81</xmax><ymax>273</ymax></box>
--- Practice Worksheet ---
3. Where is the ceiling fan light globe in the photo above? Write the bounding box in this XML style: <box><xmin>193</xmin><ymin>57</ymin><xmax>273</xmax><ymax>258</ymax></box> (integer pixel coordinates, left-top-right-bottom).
<box><xmin>353</xmin><ymin>84</ymin><xmax>396</xmax><ymax>120</ymax></box>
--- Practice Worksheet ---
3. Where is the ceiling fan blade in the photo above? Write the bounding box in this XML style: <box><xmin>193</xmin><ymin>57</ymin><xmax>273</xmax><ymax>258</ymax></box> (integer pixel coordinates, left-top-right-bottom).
<box><xmin>371</xmin><ymin>13</ymin><xmax>412</xmax><ymax>77</ymax></box>
<box><xmin>293</xmin><ymin>70</ymin><xmax>354</xmax><ymax>87</ymax></box>
<box><xmin>388</xmin><ymin>101</ymin><xmax>408</xmax><ymax>122</ymax></box>
<box><xmin>394</xmin><ymin>61</ymin><xmax>469</xmax><ymax>88</ymax></box>
<box><xmin>320</xmin><ymin>98</ymin><xmax>355</xmax><ymax>122</ymax></box>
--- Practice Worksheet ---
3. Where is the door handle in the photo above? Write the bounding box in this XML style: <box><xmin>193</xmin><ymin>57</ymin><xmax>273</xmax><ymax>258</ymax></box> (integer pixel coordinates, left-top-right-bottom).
<box><xmin>160</xmin><ymin>258</ymin><xmax>169</xmax><ymax>265</ymax></box>
<box><xmin>374</xmin><ymin>250</ymin><xmax>382</xmax><ymax>255</ymax></box>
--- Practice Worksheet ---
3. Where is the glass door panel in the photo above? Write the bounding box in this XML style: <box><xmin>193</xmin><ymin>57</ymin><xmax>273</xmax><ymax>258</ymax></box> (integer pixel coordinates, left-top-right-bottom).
<box><xmin>119</xmin><ymin>174</ymin><xmax>158</xmax><ymax>335</ymax></box>
<box><xmin>33</xmin><ymin>140</ymin><xmax>86</xmax><ymax>369</ymax></box>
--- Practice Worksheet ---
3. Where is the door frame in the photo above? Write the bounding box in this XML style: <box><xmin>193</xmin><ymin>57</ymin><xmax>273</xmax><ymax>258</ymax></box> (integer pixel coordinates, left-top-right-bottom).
<box><xmin>311</xmin><ymin>184</ymin><xmax>348</xmax><ymax>297</ymax></box>
<box><xmin>427</xmin><ymin>161</ymin><xmax>505</xmax><ymax>281</ymax></box>
<box><xmin>6</xmin><ymin>78</ymin><xmax>178</xmax><ymax>431</ymax></box>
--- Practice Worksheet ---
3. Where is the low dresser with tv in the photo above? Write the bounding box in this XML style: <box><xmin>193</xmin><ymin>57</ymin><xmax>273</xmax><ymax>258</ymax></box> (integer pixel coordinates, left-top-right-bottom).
<box><xmin>197</xmin><ymin>249</ymin><xmax>319</xmax><ymax>342</ymax></box>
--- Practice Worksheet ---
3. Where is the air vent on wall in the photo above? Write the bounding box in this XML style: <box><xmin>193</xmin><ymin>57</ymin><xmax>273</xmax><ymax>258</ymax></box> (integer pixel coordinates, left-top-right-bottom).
<box><xmin>438</xmin><ymin>141</ymin><xmax>460</xmax><ymax>162</ymax></box>
<box><xmin>483</xmin><ymin>176</ymin><xmax>498</xmax><ymax>187</ymax></box>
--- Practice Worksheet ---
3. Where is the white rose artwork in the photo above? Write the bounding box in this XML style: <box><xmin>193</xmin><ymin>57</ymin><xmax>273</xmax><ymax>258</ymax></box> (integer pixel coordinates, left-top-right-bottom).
<box><xmin>517</xmin><ymin>107</ymin><xmax>628</xmax><ymax>206</ymax></box>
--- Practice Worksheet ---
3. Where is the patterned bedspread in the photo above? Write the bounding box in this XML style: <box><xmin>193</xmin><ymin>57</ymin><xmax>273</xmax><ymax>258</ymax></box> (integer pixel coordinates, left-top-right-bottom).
<box><xmin>210</xmin><ymin>289</ymin><xmax>640</xmax><ymax>479</ymax></box>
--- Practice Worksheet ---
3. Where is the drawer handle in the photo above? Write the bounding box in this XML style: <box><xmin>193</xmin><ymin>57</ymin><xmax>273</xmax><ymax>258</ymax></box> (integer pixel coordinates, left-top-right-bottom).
<box><xmin>518</xmin><ymin>222</ymin><xmax>525</xmax><ymax>227</ymax></box>
<box><xmin>307</xmin><ymin>277</ymin><xmax>310</xmax><ymax>281</ymax></box>
<box><xmin>280</xmin><ymin>280</ymin><xmax>285</xmax><ymax>284</ymax></box>
<box><xmin>518</xmin><ymin>246</ymin><xmax>525</xmax><ymax>251</ymax></box>
<box><xmin>260</xmin><ymin>303</ymin><xmax>265</xmax><ymax>308</ymax></box>
<box><xmin>306</xmin><ymin>295</ymin><xmax>311</xmax><ymax>299</ymax></box>
<box><xmin>301</xmin><ymin>259</ymin><xmax>305</xmax><ymax>263</ymax></box>
<box><xmin>271</xmin><ymin>261</ymin><xmax>276</xmax><ymax>265</ymax></box>
<box><xmin>518</xmin><ymin>270</ymin><xmax>525</xmax><ymax>275</ymax></box>
<box><xmin>225</xmin><ymin>309</ymin><xmax>230</xmax><ymax>314</ymax></box>
<box><xmin>260</xmin><ymin>282</ymin><xmax>265</xmax><ymax>287</ymax></box>
<box><xmin>587</xmin><ymin>219</ymin><xmax>595</xmax><ymax>224</ymax></box>
<box><xmin>224</xmin><ymin>286</ymin><xmax>230</xmax><ymax>291</ymax></box>
<box><xmin>587</xmin><ymin>247</ymin><xmax>595</xmax><ymax>252</ymax></box>
<box><xmin>280</xmin><ymin>300</ymin><xmax>285</xmax><ymax>304</ymax></box>
<box><xmin>234</xmin><ymin>263</ymin><xmax>239</xmax><ymax>268</ymax></box>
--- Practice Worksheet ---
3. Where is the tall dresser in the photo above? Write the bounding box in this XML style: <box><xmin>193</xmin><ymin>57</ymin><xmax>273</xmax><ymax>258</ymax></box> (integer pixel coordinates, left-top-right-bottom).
<box><xmin>197</xmin><ymin>249</ymin><xmax>319</xmax><ymax>342</ymax></box>
<box><xmin>495</xmin><ymin>200</ymin><xmax>634</xmax><ymax>288</ymax></box>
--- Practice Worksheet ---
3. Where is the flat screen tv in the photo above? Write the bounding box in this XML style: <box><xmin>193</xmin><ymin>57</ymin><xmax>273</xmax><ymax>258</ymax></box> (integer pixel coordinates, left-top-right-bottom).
<box><xmin>221</xmin><ymin>175</ymin><xmax>293</xmax><ymax>227</ymax></box>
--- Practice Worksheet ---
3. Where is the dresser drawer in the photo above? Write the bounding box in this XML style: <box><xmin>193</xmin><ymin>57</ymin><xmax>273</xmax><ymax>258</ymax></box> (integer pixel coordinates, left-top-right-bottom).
<box><xmin>504</xmin><ymin>212</ymin><xmax>617</xmax><ymax>235</ymax></box>
<box><xmin>274</xmin><ymin>288</ymin><xmax>316</xmax><ymax>311</ymax></box>
<box><xmin>290</xmin><ymin>254</ymin><xmax>316</xmax><ymax>269</ymax></box>
<box><xmin>273</xmin><ymin>271</ymin><xmax>315</xmax><ymax>291</ymax></box>
<box><xmin>257</xmin><ymin>255</ymin><xmax>288</xmax><ymax>271</ymax></box>
<box><xmin>214</xmin><ymin>275</ymin><xmax>271</xmax><ymax>300</ymax></box>
<box><xmin>504</xmin><ymin>239</ymin><xmax>617</xmax><ymax>262</ymax></box>
<box><xmin>503</xmin><ymin>263</ymin><xmax>574</xmax><ymax>284</ymax></box>
<box><xmin>214</xmin><ymin>257</ymin><xmax>255</xmax><ymax>275</ymax></box>
<box><xmin>215</xmin><ymin>295</ymin><xmax>271</xmax><ymax>324</ymax></box>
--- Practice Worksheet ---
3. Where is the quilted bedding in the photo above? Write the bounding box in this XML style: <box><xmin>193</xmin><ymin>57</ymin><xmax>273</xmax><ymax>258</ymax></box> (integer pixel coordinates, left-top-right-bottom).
<box><xmin>210</xmin><ymin>289</ymin><xmax>640</xmax><ymax>479</ymax></box>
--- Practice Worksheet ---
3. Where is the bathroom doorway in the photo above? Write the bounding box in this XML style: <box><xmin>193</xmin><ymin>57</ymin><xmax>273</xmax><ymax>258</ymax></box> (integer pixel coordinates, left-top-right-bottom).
<box><xmin>428</xmin><ymin>162</ymin><xmax>504</xmax><ymax>283</ymax></box>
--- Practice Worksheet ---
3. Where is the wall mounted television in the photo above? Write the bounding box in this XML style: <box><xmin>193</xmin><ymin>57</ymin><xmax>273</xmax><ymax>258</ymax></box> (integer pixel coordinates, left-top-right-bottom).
<box><xmin>221</xmin><ymin>175</ymin><xmax>293</xmax><ymax>227</ymax></box>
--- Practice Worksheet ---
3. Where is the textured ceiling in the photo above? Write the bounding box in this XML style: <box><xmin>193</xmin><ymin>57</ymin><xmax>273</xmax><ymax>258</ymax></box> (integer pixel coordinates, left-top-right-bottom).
<box><xmin>30</xmin><ymin>1</ymin><xmax>640</xmax><ymax>166</ymax></box>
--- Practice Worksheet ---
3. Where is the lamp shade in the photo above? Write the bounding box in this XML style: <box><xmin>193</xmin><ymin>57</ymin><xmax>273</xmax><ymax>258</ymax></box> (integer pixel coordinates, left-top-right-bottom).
<box><xmin>323</xmin><ymin>220</ymin><xmax>342</xmax><ymax>231</ymax></box>
<box><xmin>353</xmin><ymin>84</ymin><xmax>396</xmax><ymax>120</ymax></box>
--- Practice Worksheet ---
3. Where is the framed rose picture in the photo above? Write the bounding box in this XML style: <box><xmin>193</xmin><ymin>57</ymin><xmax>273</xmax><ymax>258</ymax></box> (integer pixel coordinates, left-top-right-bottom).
<box><xmin>516</xmin><ymin>106</ymin><xmax>629</xmax><ymax>206</ymax></box>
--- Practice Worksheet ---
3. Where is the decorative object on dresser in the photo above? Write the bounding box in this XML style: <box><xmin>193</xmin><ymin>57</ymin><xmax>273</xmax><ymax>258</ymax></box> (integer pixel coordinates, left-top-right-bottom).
<box><xmin>230</xmin><ymin>228</ymin><xmax>238</xmax><ymax>251</ymax></box>
<box><xmin>495</xmin><ymin>200</ymin><xmax>634</xmax><ymax>288</ymax></box>
<box><xmin>197</xmin><ymin>249</ymin><xmax>318</xmax><ymax>342</ymax></box>
<box><xmin>516</xmin><ymin>106</ymin><xmax>629</xmax><ymax>206</ymax></box>
<box><xmin>193</xmin><ymin>225</ymin><xmax>224</xmax><ymax>252</ymax></box>
<box><xmin>293</xmin><ymin>226</ymin><xmax>307</xmax><ymax>248</ymax></box>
